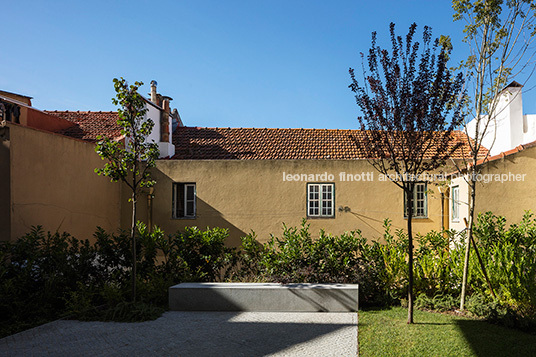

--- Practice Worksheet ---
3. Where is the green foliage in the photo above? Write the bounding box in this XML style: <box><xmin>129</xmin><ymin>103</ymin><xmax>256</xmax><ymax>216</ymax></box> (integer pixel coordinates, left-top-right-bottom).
<box><xmin>357</xmin><ymin>220</ymin><xmax>463</xmax><ymax>302</ymax></box>
<box><xmin>0</xmin><ymin>228</ymin><xmax>98</xmax><ymax>337</ymax></box>
<box><xmin>94</xmin><ymin>77</ymin><xmax>161</xmax><ymax>301</ymax></box>
<box><xmin>4</xmin><ymin>211</ymin><xmax>536</xmax><ymax>336</ymax></box>
<box><xmin>374</xmin><ymin>220</ymin><xmax>409</xmax><ymax>299</ymax></box>
<box><xmin>236</xmin><ymin>211</ymin><xmax>536</xmax><ymax>328</ymax></box>
<box><xmin>0</xmin><ymin>224</ymin><xmax>239</xmax><ymax>338</ymax></box>
<box><xmin>169</xmin><ymin>226</ymin><xmax>238</xmax><ymax>282</ymax></box>
<box><xmin>415</xmin><ymin>293</ymin><xmax>458</xmax><ymax>312</ymax></box>
<box><xmin>471</xmin><ymin>211</ymin><xmax>536</xmax><ymax>309</ymax></box>
<box><xmin>238</xmin><ymin>219</ymin><xmax>388</xmax><ymax>306</ymax></box>
<box><xmin>465</xmin><ymin>293</ymin><xmax>506</xmax><ymax>319</ymax></box>
<box><xmin>94</xmin><ymin>78</ymin><xmax>159</xmax><ymax>190</ymax></box>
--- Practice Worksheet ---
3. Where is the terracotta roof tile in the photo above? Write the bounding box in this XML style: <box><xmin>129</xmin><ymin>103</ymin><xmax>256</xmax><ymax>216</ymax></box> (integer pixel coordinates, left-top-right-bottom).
<box><xmin>42</xmin><ymin>112</ymin><xmax>488</xmax><ymax>161</ymax></box>
<box><xmin>45</xmin><ymin>111</ymin><xmax>121</xmax><ymax>142</ymax></box>
<box><xmin>475</xmin><ymin>139</ymin><xmax>536</xmax><ymax>165</ymax></box>
<box><xmin>172</xmin><ymin>127</ymin><xmax>487</xmax><ymax>160</ymax></box>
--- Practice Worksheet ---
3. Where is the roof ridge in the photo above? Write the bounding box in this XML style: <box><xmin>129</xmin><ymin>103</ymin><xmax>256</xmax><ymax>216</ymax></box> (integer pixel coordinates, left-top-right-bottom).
<box><xmin>175</xmin><ymin>126</ymin><xmax>363</xmax><ymax>131</ymax></box>
<box><xmin>45</xmin><ymin>110</ymin><xmax>118</xmax><ymax>114</ymax></box>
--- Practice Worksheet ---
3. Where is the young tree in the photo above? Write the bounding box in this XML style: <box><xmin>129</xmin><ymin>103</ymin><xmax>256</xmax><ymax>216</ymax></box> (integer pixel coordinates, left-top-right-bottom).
<box><xmin>349</xmin><ymin>23</ymin><xmax>465</xmax><ymax>323</ymax></box>
<box><xmin>95</xmin><ymin>78</ymin><xmax>159</xmax><ymax>301</ymax></box>
<box><xmin>452</xmin><ymin>0</ymin><xmax>536</xmax><ymax>310</ymax></box>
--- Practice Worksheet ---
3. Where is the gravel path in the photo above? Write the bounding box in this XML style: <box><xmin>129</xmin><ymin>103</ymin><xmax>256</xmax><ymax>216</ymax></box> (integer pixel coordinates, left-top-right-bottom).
<box><xmin>0</xmin><ymin>311</ymin><xmax>358</xmax><ymax>356</ymax></box>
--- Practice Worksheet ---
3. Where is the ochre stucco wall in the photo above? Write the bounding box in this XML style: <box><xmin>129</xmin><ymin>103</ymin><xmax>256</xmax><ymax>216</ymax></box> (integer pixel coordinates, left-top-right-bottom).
<box><xmin>130</xmin><ymin>160</ymin><xmax>450</xmax><ymax>246</ymax></box>
<box><xmin>0</xmin><ymin>127</ymin><xmax>10</xmax><ymax>240</ymax></box>
<box><xmin>8</xmin><ymin>123</ymin><xmax>121</xmax><ymax>241</ymax></box>
<box><xmin>473</xmin><ymin>147</ymin><xmax>536</xmax><ymax>223</ymax></box>
<box><xmin>26</xmin><ymin>108</ymin><xmax>74</xmax><ymax>132</ymax></box>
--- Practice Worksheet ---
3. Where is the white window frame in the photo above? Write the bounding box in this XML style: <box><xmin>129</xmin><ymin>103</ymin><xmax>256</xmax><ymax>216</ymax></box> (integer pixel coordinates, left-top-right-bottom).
<box><xmin>172</xmin><ymin>182</ymin><xmax>196</xmax><ymax>219</ymax></box>
<box><xmin>404</xmin><ymin>182</ymin><xmax>428</xmax><ymax>219</ymax></box>
<box><xmin>307</xmin><ymin>183</ymin><xmax>335</xmax><ymax>218</ymax></box>
<box><xmin>451</xmin><ymin>185</ymin><xmax>459</xmax><ymax>222</ymax></box>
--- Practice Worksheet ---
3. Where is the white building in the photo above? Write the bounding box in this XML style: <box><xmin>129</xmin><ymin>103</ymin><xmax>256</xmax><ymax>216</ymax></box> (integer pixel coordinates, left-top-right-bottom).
<box><xmin>450</xmin><ymin>81</ymin><xmax>536</xmax><ymax>233</ymax></box>
<box><xmin>465</xmin><ymin>81</ymin><xmax>536</xmax><ymax>156</ymax></box>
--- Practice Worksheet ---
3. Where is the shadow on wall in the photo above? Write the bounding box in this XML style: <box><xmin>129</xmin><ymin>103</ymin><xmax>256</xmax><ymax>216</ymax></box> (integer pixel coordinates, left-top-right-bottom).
<box><xmin>194</xmin><ymin>197</ymin><xmax>247</xmax><ymax>247</ymax></box>
<box><xmin>144</xmin><ymin>168</ymin><xmax>248</xmax><ymax>247</ymax></box>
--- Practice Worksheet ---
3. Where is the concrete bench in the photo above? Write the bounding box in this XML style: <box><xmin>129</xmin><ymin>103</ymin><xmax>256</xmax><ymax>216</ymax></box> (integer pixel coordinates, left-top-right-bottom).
<box><xmin>169</xmin><ymin>282</ymin><xmax>359</xmax><ymax>312</ymax></box>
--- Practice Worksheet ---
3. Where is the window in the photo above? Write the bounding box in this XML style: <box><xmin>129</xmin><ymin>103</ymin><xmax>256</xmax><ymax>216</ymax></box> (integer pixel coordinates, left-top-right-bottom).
<box><xmin>451</xmin><ymin>186</ymin><xmax>459</xmax><ymax>221</ymax></box>
<box><xmin>404</xmin><ymin>182</ymin><xmax>428</xmax><ymax>218</ymax></box>
<box><xmin>307</xmin><ymin>183</ymin><xmax>334</xmax><ymax>218</ymax></box>
<box><xmin>172</xmin><ymin>183</ymin><xmax>196</xmax><ymax>218</ymax></box>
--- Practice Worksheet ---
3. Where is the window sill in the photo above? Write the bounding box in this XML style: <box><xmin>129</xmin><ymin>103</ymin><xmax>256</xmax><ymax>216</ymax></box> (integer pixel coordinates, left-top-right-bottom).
<box><xmin>172</xmin><ymin>216</ymin><xmax>197</xmax><ymax>220</ymax></box>
<box><xmin>307</xmin><ymin>216</ymin><xmax>336</xmax><ymax>219</ymax></box>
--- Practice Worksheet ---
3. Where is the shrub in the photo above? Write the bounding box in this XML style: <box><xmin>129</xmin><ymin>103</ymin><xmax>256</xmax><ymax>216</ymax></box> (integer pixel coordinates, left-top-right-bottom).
<box><xmin>167</xmin><ymin>226</ymin><xmax>238</xmax><ymax>282</ymax></box>
<box><xmin>0</xmin><ymin>223</ymin><xmax>240</xmax><ymax>337</ymax></box>
<box><xmin>0</xmin><ymin>227</ymin><xmax>98</xmax><ymax>337</ymax></box>
<box><xmin>238</xmin><ymin>219</ymin><xmax>388</xmax><ymax>306</ymax></box>
<box><xmin>415</xmin><ymin>293</ymin><xmax>457</xmax><ymax>312</ymax></box>
<box><xmin>471</xmin><ymin>211</ymin><xmax>536</xmax><ymax>310</ymax></box>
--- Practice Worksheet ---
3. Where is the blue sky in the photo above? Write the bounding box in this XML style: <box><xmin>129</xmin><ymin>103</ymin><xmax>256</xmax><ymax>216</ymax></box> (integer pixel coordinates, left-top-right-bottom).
<box><xmin>2</xmin><ymin>0</ymin><xmax>535</xmax><ymax>129</ymax></box>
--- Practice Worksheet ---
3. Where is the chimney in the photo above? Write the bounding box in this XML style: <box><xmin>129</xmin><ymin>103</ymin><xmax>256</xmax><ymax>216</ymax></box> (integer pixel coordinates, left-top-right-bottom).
<box><xmin>150</xmin><ymin>80</ymin><xmax>158</xmax><ymax>104</ymax></box>
<box><xmin>162</xmin><ymin>97</ymin><xmax>171</xmax><ymax>113</ymax></box>
<box><xmin>161</xmin><ymin>96</ymin><xmax>172</xmax><ymax>143</ymax></box>
<box><xmin>493</xmin><ymin>81</ymin><xmax>524</xmax><ymax>152</ymax></box>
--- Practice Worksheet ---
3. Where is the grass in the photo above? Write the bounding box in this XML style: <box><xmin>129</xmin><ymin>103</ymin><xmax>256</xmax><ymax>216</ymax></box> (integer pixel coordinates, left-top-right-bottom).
<box><xmin>358</xmin><ymin>307</ymin><xmax>536</xmax><ymax>356</ymax></box>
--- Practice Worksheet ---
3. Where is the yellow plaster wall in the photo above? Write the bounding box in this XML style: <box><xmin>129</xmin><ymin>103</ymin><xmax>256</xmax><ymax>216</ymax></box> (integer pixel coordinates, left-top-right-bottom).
<box><xmin>133</xmin><ymin>160</ymin><xmax>448</xmax><ymax>245</ymax></box>
<box><xmin>474</xmin><ymin>147</ymin><xmax>536</xmax><ymax>223</ymax></box>
<box><xmin>8</xmin><ymin>123</ymin><xmax>121</xmax><ymax>241</ymax></box>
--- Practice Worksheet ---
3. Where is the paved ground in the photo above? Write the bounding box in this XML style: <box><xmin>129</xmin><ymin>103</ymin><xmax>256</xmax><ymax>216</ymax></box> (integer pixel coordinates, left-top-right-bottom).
<box><xmin>0</xmin><ymin>312</ymin><xmax>358</xmax><ymax>356</ymax></box>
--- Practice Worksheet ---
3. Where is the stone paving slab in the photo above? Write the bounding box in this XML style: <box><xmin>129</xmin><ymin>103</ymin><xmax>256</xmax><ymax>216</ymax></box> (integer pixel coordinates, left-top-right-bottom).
<box><xmin>0</xmin><ymin>311</ymin><xmax>358</xmax><ymax>356</ymax></box>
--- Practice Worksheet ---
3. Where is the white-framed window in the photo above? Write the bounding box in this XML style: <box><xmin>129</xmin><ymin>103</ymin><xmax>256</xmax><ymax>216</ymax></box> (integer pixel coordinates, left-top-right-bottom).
<box><xmin>172</xmin><ymin>183</ymin><xmax>196</xmax><ymax>219</ymax></box>
<box><xmin>307</xmin><ymin>183</ymin><xmax>335</xmax><ymax>218</ymax></box>
<box><xmin>451</xmin><ymin>185</ymin><xmax>459</xmax><ymax>222</ymax></box>
<box><xmin>404</xmin><ymin>182</ymin><xmax>428</xmax><ymax>218</ymax></box>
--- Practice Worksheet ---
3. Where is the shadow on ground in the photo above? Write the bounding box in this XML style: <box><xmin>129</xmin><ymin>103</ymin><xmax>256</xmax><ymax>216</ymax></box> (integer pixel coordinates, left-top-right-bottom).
<box><xmin>455</xmin><ymin>319</ymin><xmax>536</xmax><ymax>357</ymax></box>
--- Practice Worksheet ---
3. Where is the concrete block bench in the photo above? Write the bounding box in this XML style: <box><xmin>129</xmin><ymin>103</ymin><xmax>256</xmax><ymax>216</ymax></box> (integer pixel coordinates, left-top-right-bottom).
<box><xmin>169</xmin><ymin>282</ymin><xmax>358</xmax><ymax>312</ymax></box>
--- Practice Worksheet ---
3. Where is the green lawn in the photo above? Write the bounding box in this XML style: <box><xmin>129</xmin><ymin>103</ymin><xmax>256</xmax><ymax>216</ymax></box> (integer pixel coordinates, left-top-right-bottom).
<box><xmin>358</xmin><ymin>307</ymin><xmax>536</xmax><ymax>356</ymax></box>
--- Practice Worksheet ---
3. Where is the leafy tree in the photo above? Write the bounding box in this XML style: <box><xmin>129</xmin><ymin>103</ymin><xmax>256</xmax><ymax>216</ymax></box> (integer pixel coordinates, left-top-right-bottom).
<box><xmin>95</xmin><ymin>78</ymin><xmax>159</xmax><ymax>301</ymax></box>
<box><xmin>349</xmin><ymin>23</ymin><xmax>465</xmax><ymax>323</ymax></box>
<box><xmin>452</xmin><ymin>0</ymin><xmax>536</xmax><ymax>310</ymax></box>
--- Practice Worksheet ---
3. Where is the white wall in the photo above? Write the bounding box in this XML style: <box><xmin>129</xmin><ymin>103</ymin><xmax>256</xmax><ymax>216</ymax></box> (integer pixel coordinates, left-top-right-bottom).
<box><xmin>144</xmin><ymin>103</ymin><xmax>175</xmax><ymax>159</ymax></box>
<box><xmin>465</xmin><ymin>86</ymin><xmax>536</xmax><ymax>155</ymax></box>
<box><xmin>523</xmin><ymin>114</ymin><xmax>536</xmax><ymax>145</ymax></box>
<box><xmin>449</xmin><ymin>175</ymin><xmax>469</xmax><ymax>234</ymax></box>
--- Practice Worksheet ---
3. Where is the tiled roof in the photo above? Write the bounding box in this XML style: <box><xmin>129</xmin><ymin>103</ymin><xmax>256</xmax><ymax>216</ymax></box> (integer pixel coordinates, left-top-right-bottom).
<box><xmin>41</xmin><ymin>112</ymin><xmax>488</xmax><ymax>161</ymax></box>
<box><xmin>45</xmin><ymin>111</ymin><xmax>121</xmax><ymax>142</ymax></box>
<box><xmin>172</xmin><ymin>127</ymin><xmax>487</xmax><ymax>160</ymax></box>
<box><xmin>476</xmin><ymin>139</ymin><xmax>536</xmax><ymax>165</ymax></box>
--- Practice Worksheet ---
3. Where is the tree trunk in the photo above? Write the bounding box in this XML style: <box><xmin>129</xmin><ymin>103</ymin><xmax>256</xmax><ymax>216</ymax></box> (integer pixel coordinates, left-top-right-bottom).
<box><xmin>131</xmin><ymin>191</ymin><xmax>137</xmax><ymax>302</ymax></box>
<box><xmin>407</xmin><ymin>184</ymin><xmax>414</xmax><ymax>324</ymax></box>
<box><xmin>460</xmin><ymin>173</ymin><xmax>476</xmax><ymax>310</ymax></box>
